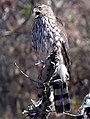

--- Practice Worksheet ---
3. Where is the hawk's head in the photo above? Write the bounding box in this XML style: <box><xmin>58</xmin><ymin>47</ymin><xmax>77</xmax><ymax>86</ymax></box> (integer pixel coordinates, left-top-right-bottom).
<box><xmin>33</xmin><ymin>4</ymin><xmax>55</xmax><ymax>19</ymax></box>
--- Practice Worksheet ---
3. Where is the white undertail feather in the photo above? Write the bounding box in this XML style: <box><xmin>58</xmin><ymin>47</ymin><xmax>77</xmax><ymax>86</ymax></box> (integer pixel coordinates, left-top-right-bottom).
<box><xmin>56</xmin><ymin>64</ymin><xmax>69</xmax><ymax>82</ymax></box>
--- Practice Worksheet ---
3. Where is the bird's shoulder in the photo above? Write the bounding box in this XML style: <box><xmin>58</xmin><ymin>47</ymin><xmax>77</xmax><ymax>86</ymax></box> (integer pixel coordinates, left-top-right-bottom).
<box><xmin>56</xmin><ymin>17</ymin><xmax>69</xmax><ymax>49</ymax></box>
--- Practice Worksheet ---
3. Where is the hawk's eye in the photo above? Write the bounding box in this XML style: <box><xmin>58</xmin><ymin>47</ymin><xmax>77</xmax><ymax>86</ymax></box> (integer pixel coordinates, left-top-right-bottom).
<box><xmin>38</xmin><ymin>6</ymin><xmax>42</xmax><ymax>11</ymax></box>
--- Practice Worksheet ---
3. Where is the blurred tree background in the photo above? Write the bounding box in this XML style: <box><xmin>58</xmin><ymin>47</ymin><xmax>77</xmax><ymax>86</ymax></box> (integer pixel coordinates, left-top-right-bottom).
<box><xmin>0</xmin><ymin>0</ymin><xmax>90</xmax><ymax>119</ymax></box>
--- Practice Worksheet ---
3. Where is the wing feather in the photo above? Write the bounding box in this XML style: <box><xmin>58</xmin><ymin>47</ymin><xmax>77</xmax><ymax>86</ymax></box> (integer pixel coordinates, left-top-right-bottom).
<box><xmin>57</xmin><ymin>18</ymin><xmax>71</xmax><ymax>77</ymax></box>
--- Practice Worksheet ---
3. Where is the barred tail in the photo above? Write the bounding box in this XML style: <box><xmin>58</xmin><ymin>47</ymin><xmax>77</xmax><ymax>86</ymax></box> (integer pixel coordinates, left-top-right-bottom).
<box><xmin>53</xmin><ymin>76</ymin><xmax>70</xmax><ymax>113</ymax></box>
<box><xmin>53</xmin><ymin>80</ymin><xmax>63</xmax><ymax>113</ymax></box>
<box><xmin>62</xmin><ymin>82</ymin><xmax>70</xmax><ymax>112</ymax></box>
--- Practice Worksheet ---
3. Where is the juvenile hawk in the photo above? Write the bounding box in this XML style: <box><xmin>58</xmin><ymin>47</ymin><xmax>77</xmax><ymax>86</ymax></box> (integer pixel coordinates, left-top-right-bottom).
<box><xmin>31</xmin><ymin>4</ymin><xmax>70</xmax><ymax>113</ymax></box>
<box><xmin>31</xmin><ymin>4</ymin><xmax>70</xmax><ymax>65</ymax></box>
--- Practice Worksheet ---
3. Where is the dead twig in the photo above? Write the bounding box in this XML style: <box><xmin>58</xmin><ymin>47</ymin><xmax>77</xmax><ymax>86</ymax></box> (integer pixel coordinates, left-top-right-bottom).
<box><xmin>14</xmin><ymin>62</ymin><xmax>42</xmax><ymax>85</ymax></box>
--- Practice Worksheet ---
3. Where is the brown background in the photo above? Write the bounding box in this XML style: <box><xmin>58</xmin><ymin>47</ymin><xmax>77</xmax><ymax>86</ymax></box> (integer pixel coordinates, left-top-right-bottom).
<box><xmin>0</xmin><ymin>0</ymin><xmax>90</xmax><ymax>119</ymax></box>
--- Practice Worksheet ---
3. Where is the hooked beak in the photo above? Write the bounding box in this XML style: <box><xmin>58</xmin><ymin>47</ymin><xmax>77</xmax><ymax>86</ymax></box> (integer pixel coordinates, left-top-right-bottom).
<box><xmin>33</xmin><ymin>8</ymin><xmax>41</xmax><ymax>18</ymax></box>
